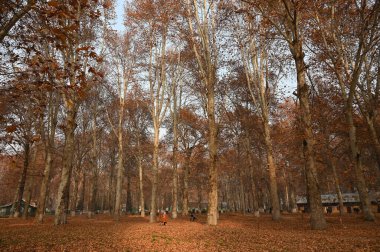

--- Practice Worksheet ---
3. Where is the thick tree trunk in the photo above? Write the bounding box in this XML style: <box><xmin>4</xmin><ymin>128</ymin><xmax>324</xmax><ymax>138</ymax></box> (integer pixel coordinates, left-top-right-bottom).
<box><xmin>149</xmin><ymin>126</ymin><xmax>159</xmax><ymax>223</ymax></box>
<box><xmin>366</xmin><ymin>116</ymin><xmax>380</xmax><ymax>171</ymax></box>
<box><xmin>346</xmin><ymin>109</ymin><xmax>375</xmax><ymax>221</ymax></box>
<box><xmin>171</xmin><ymin>83</ymin><xmax>179</xmax><ymax>219</ymax></box>
<box><xmin>114</xmin><ymin>125</ymin><xmax>124</xmax><ymax>221</ymax></box>
<box><xmin>293</xmin><ymin>44</ymin><xmax>326</xmax><ymax>230</ymax></box>
<box><xmin>36</xmin><ymin>148</ymin><xmax>53</xmax><ymax>222</ymax></box>
<box><xmin>36</xmin><ymin>92</ymin><xmax>58</xmax><ymax>223</ymax></box>
<box><xmin>182</xmin><ymin>149</ymin><xmax>192</xmax><ymax>216</ymax></box>
<box><xmin>22</xmin><ymin>185</ymin><xmax>32</xmax><ymax>220</ymax></box>
<box><xmin>88</xmin><ymin>112</ymin><xmax>98</xmax><ymax>219</ymax></box>
<box><xmin>137</xmin><ymin>145</ymin><xmax>145</xmax><ymax>217</ymax></box>
<box><xmin>263</xmin><ymin>117</ymin><xmax>281</xmax><ymax>220</ymax></box>
<box><xmin>12</xmin><ymin>142</ymin><xmax>30</xmax><ymax>218</ymax></box>
<box><xmin>126</xmin><ymin>172</ymin><xmax>132</xmax><ymax>214</ymax></box>
<box><xmin>55</xmin><ymin>102</ymin><xmax>77</xmax><ymax>225</ymax></box>
<box><xmin>207</xmin><ymin>75</ymin><xmax>218</xmax><ymax>225</ymax></box>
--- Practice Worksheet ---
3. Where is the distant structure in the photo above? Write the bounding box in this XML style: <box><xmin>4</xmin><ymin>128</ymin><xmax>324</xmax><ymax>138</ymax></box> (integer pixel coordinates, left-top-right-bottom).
<box><xmin>296</xmin><ymin>192</ymin><xmax>380</xmax><ymax>213</ymax></box>
<box><xmin>0</xmin><ymin>200</ymin><xmax>37</xmax><ymax>217</ymax></box>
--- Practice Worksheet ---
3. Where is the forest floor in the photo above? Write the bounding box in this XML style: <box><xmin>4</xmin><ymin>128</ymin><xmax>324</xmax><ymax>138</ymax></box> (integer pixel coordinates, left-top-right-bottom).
<box><xmin>0</xmin><ymin>212</ymin><xmax>379</xmax><ymax>251</ymax></box>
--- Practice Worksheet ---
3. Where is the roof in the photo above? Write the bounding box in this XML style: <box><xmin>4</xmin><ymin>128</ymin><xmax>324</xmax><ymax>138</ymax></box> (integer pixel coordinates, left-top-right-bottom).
<box><xmin>296</xmin><ymin>193</ymin><xmax>362</xmax><ymax>204</ymax></box>
<box><xmin>0</xmin><ymin>199</ymin><xmax>37</xmax><ymax>209</ymax></box>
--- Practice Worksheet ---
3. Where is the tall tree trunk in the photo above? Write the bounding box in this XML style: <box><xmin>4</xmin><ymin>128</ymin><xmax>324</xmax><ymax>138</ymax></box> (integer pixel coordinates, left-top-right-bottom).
<box><xmin>77</xmin><ymin>172</ymin><xmax>85</xmax><ymax>212</ymax></box>
<box><xmin>346</xmin><ymin>109</ymin><xmax>375</xmax><ymax>221</ymax></box>
<box><xmin>114</xmin><ymin>120</ymin><xmax>124</xmax><ymax>221</ymax></box>
<box><xmin>329</xmin><ymin>159</ymin><xmax>344</xmax><ymax>216</ymax></box>
<box><xmin>185</xmin><ymin>0</ymin><xmax>218</xmax><ymax>225</ymax></box>
<box><xmin>11</xmin><ymin>141</ymin><xmax>30</xmax><ymax>218</ymax></box>
<box><xmin>182</xmin><ymin>149</ymin><xmax>192</xmax><ymax>216</ymax></box>
<box><xmin>365</xmin><ymin>116</ymin><xmax>380</xmax><ymax>171</ymax></box>
<box><xmin>237</xmin><ymin>144</ymin><xmax>246</xmax><ymax>215</ymax></box>
<box><xmin>22</xmin><ymin>185</ymin><xmax>32</xmax><ymax>220</ymax></box>
<box><xmin>171</xmin><ymin>81</ymin><xmax>179</xmax><ymax>219</ymax></box>
<box><xmin>70</xmin><ymin>176</ymin><xmax>79</xmax><ymax>216</ymax></box>
<box><xmin>263</xmin><ymin>117</ymin><xmax>281</xmax><ymax>220</ymax></box>
<box><xmin>36</xmin><ymin>91</ymin><xmax>58</xmax><ymax>223</ymax></box>
<box><xmin>150</xmin><ymin>125</ymin><xmax>159</xmax><ymax>223</ymax></box>
<box><xmin>36</xmin><ymin>147</ymin><xmax>53</xmax><ymax>222</ymax></box>
<box><xmin>245</xmin><ymin>137</ymin><xmax>259</xmax><ymax>217</ymax></box>
<box><xmin>108</xmin><ymin>151</ymin><xmax>115</xmax><ymax>214</ymax></box>
<box><xmin>88</xmin><ymin>104</ymin><xmax>98</xmax><ymax>219</ymax></box>
<box><xmin>126</xmin><ymin>171</ymin><xmax>132</xmax><ymax>214</ymax></box>
<box><xmin>207</xmin><ymin>75</ymin><xmax>218</xmax><ymax>225</ymax></box>
<box><xmin>55</xmin><ymin>101</ymin><xmax>77</xmax><ymax>225</ymax></box>
<box><xmin>137</xmin><ymin>139</ymin><xmax>145</xmax><ymax>217</ymax></box>
<box><xmin>293</xmin><ymin>42</ymin><xmax>326</xmax><ymax>229</ymax></box>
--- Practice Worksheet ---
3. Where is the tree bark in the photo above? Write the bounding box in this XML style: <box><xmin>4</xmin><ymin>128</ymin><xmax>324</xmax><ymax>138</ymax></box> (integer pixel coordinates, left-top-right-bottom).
<box><xmin>182</xmin><ymin>149</ymin><xmax>192</xmax><ymax>216</ymax></box>
<box><xmin>346</xmin><ymin>108</ymin><xmax>375</xmax><ymax>221</ymax></box>
<box><xmin>263</xmin><ymin>116</ymin><xmax>281</xmax><ymax>220</ymax></box>
<box><xmin>114</xmin><ymin>118</ymin><xmax>124</xmax><ymax>221</ymax></box>
<box><xmin>245</xmin><ymin>136</ymin><xmax>259</xmax><ymax>217</ymax></box>
<box><xmin>137</xmin><ymin>138</ymin><xmax>145</xmax><ymax>217</ymax></box>
<box><xmin>22</xmin><ymin>185</ymin><xmax>33</xmax><ymax>220</ymax></box>
<box><xmin>293</xmin><ymin>44</ymin><xmax>326</xmax><ymax>229</ymax></box>
<box><xmin>54</xmin><ymin>100</ymin><xmax>77</xmax><ymax>225</ymax></box>
<box><xmin>11</xmin><ymin>141</ymin><xmax>30</xmax><ymax>218</ymax></box>
<box><xmin>88</xmin><ymin>103</ymin><xmax>99</xmax><ymax>219</ymax></box>
<box><xmin>35</xmin><ymin>91</ymin><xmax>58</xmax><ymax>223</ymax></box>
<box><xmin>171</xmin><ymin>80</ymin><xmax>179</xmax><ymax>219</ymax></box>
<box><xmin>206</xmin><ymin>70</ymin><xmax>219</xmax><ymax>225</ymax></box>
<box><xmin>70</xmin><ymin>175</ymin><xmax>79</xmax><ymax>216</ymax></box>
<box><xmin>150</xmin><ymin>125</ymin><xmax>159</xmax><ymax>223</ymax></box>
<box><xmin>329</xmin><ymin>159</ymin><xmax>344</xmax><ymax>216</ymax></box>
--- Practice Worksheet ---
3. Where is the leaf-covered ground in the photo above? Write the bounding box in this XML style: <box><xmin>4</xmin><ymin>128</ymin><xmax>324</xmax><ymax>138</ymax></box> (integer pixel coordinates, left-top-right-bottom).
<box><xmin>0</xmin><ymin>212</ymin><xmax>379</xmax><ymax>251</ymax></box>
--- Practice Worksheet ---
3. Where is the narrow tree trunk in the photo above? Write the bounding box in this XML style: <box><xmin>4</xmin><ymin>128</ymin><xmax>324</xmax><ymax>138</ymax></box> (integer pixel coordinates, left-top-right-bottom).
<box><xmin>70</xmin><ymin>176</ymin><xmax>79</xmax><ymax>216</ymax></box>
<box><xmin>0</xmin><ymin>0</ymin><xmax>35</xmax><ymax>43</ymax></box>
<box><xmin>237</xmin><ymin>145</ymin><xmax>246</xmax><ymax>215</ymax></box>
<box><xmin>12</xmin><ymin>141</ymin><xmax>30</xmax><ymax>218</ymax></box>
<box><xmin>245</xmin><ymin>137</ymin><xmax>259</xmax><ymax>217</ymax></box>
<box><xmin>108</xmin><ymin>154</ymin><xmax>115</xmax><ymax>214</ymax></box>
<box><xmin>77</xmin><ymin>172</ymin><xmax>85</xmax><ymax>212</ymax></box>
<box><xmin>55</xmin><ymin>102</ymin><xmax>77</xmax><ymax>225</ymax></box>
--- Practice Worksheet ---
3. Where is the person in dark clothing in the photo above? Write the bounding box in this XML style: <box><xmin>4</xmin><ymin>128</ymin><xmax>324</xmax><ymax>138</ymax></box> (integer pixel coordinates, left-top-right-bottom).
<box><xmin>190</xmin><ymin>212</ymin><xmax>196</xmax><ymax>221</ymax></box>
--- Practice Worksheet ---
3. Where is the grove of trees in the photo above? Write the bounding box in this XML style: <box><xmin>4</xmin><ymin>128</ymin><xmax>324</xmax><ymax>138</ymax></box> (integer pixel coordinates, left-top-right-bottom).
<box><xmin>1</xmin><ymin>0</ymin><xmax>379</xmax><ymax>230</ymax></box>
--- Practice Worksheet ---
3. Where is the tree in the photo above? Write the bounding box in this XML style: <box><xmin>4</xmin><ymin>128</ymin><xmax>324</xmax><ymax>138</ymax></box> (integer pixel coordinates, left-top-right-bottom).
<box><xmin>185</xmin><ymin>0</ymin><xmax>220</xmax><ymax>226</ymax></box>
<box><xmin>312</xmin><ymin>0</ymin><xmax>379</xmax><ymax>221</ymax></box>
